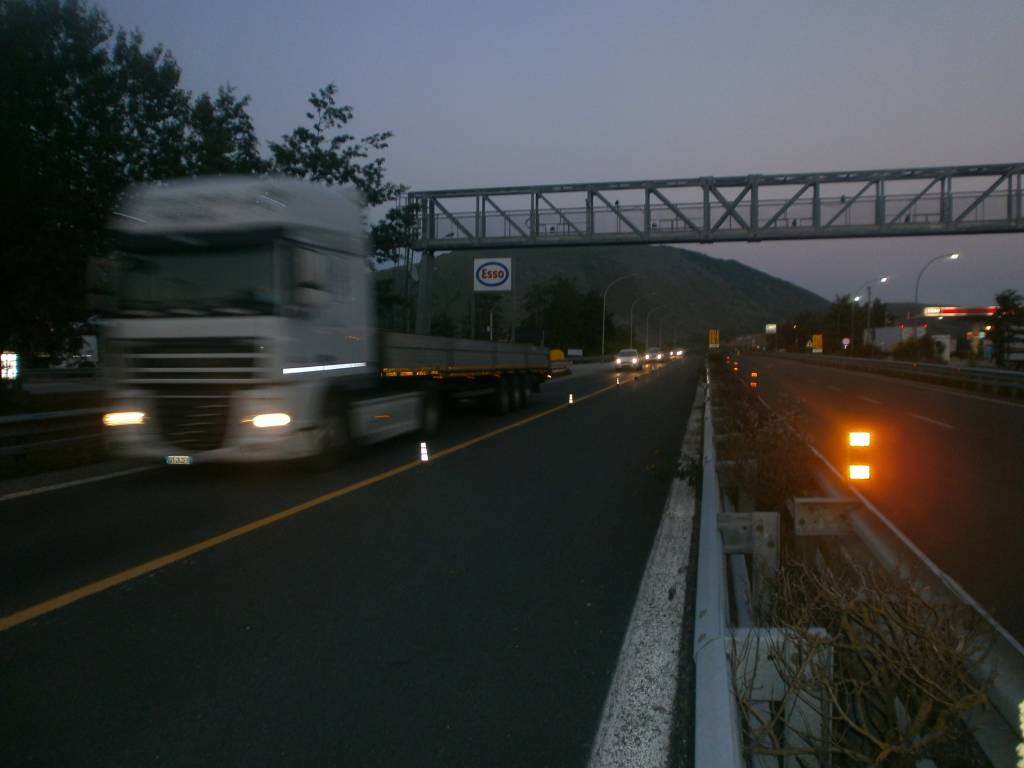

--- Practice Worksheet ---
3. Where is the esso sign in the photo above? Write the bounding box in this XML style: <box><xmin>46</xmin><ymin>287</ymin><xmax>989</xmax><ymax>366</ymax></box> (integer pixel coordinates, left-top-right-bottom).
<box><xmin>477</xmin><ymin>264</ymin><xmax>507</xmax><ymax>285</ymax></box>
<box><xmin>473</xmin><ymin>258</ymin><xmax>512</xmax><ymax>292</ymax></box>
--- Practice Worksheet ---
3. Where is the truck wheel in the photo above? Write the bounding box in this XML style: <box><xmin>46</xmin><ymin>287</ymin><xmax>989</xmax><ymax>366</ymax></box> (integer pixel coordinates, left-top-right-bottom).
<box><xmin>420</xmin><ymin>390</ymin><xmax>442</xmax><ymax>436</ymax></box>
<box><xmin>306</xmin><ymin>398</ymin><xmax>351</xmax><ymax>471</ymax></box>
<box><xmin>516</xmin><ymin>374</ymin><xmax>530</xmax><ymax>407</ymax></box>
<box><xmin>490</xmin><ymin>377</ymin><xmax>511</xmax><ymax>415</ymax></box>
<box><xmin>509</xmin><ymin>375</ymin><xmax>524</xmax><ymax>411</ymax></box>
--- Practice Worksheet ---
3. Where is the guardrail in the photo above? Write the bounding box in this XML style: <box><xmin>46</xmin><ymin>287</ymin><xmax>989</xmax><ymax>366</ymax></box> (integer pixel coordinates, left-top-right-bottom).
<box><xmin>694</xmin><ymin>363</ymin><xmax>1024</xmax><ymax>766</ymax></box>
<box><xmin>693</xmin><ymin>373</ymin><xmax>744</xmax><ymax>767</ymax></box>
<box><xmin>0</xmin><ymin>407</ymin><xmax>106</xmax><ymax>459</ymax></box>
<box><xmin>769</xmin><ymin>352</ymin><xmax>1024</xmax><ymax>398</ymax></box>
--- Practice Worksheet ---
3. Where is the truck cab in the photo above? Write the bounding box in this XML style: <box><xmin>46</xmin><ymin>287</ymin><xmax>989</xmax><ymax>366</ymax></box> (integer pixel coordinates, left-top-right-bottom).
<box><xmin>98</xmin><ymin>176</ymin><xmax>377</xmax><ymax>463</ymax></box>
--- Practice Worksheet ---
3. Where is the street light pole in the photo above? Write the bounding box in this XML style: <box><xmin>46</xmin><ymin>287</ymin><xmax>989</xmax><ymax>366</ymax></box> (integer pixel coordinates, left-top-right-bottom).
<box><xmin>628</xmin><ymin>292</ymin><xmax>656</xmax><ymax>348</ymax></box>
<box><xmin>914</xmin><ymin>252</ymin><xmax>960</xmax><ymax>307</ymax></box>
<box><xmin>601</xmin><ymin>274</ymin><xmax>636</xmax><ymax>359</ymax></box>
<box><xmin>850</xmin><ymin>276</ymin><xmax>889</xmax><ymax>349</ymax></box>
<box><xmin>644</xmin><ymin>304</ymin><xmax>668</xmax><ymax>350</ymax></box>
<box><xmin>658</xmin><ymin>312</ymin><xmax>677</xmax><ymax>347</ymax></box>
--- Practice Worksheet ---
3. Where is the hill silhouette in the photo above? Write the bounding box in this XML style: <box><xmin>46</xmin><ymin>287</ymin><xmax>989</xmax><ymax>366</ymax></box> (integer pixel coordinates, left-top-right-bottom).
<box><xmin>385</xmin><ymin>244</ymin><xmax>828</xmax><ymax>346</ymax></box>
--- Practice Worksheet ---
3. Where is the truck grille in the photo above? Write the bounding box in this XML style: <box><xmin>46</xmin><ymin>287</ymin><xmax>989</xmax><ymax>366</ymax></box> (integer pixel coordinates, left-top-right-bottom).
<box><xmin>121</xmin><ymin>338</ymin><xmax>270</xmax><ymax>384</ymax></box>
<box><xmin>153</xmin><ymin>391</ymin><xmax>231</xmax><ymax>451</ymax></box>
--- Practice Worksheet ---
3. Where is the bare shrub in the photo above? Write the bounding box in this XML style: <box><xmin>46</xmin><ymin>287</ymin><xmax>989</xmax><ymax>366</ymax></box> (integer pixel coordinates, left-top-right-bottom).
<box><xmin>735</xmin><ymin>557</ymin><xmax>991</xmax><ymax>766</ymax></box>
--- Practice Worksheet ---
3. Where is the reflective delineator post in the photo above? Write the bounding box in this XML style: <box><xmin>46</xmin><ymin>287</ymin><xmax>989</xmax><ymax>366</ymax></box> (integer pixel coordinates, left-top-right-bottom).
<box><xmin>569</xmin><ymin>393</ymin><xmax>574</xmax><ymax>405</ymax></box>
<box><xmin>420</xmin><ymin>441</ymin><xmax>429</xmax><ymax>462</ymax></box>
<box><xmin>847</xmin><ymin>430</ymin><xmax>871</xmax><ymax>480</ymax></box>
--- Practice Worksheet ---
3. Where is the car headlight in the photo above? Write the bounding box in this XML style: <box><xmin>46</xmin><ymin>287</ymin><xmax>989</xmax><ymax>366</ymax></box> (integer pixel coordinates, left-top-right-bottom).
<box><xmin>103</xmin><ymin>411</ymin><xmax>145</xmax><ymax>427</ymax></box>
<box><xmin>615</xmin><ymin>357</ymin><xmax>622</xmax><ymax>364</ymax></box>
<box><xmin>657</xmin><ymin>354</ymin><xmax>663</xmax><ymax>360</ymax></box>
<box><xmin>631</xmin><ymin>357</ymin><xmax>638</xmax><ymax>364</ymax></box>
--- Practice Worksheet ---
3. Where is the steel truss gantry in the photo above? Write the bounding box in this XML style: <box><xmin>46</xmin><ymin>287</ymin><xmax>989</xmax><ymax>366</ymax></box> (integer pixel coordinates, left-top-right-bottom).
<box><xmin>409</xmin><ymin>163</ymin><xmax>1024</xmax><ymax>251</ymax></box>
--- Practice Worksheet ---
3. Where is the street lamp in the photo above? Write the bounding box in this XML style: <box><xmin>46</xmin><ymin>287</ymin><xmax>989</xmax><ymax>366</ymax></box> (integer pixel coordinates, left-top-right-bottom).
<box><xmin>601</xmin><ymin>274</ymin><xmax>636</xmax><ymax>359</ymax></box>
<box><xmin>628</xmin><ymin>292</ymin><xmax>656</xmax><ymax>348</ymax></box>
<box><xmin>914</xmin><ymin>252</ymin><xmax>960</xmax><ymax>307</ymax></box>
<box><xmin>644</xmin><ymin>304</ymin><xmax>669</xmax><ymax>350</ymax></box>
<box><xmin>851</xmin><ymin>276</ymin><xmax>890</xmax><ymax>348</ymax></box>
<box><xmin>658</xmin><ymin>311</ymin><xmax>678</xmax><ymax>347</ymax></box>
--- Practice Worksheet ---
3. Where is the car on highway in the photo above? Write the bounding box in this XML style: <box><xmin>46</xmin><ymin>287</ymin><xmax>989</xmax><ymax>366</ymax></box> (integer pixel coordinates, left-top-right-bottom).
<box><xmin>644</xmin><ymin>347</ymin><xmax>665</xmax><ymax>363</ymax></box>
<box><xmin>669</xmin><ymin>347</ymin><xmax>686</xmax><ymax>360</ymax></box>
<box><xmin>614</xmin><ymin>348</ymin><xmax>642</xmax><ymax>371</ymax></box>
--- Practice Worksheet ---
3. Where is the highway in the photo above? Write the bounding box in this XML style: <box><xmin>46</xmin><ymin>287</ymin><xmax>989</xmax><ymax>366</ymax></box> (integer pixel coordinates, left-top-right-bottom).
<box><xmin>0</xmin><ymin>359</ymin><xmax>699</xmax><ymax>767</ymax></box>
<box><xmin>749</xmin><ymin>354</ymin><xmax>1024</xmax><ymax>643</ymax></box>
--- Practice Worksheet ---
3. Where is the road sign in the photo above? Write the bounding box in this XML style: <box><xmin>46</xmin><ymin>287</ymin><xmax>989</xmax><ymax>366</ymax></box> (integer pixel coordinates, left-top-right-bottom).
<box><xmin>709</xmin><ymin>328</ymin><xmax>720</xmax><ymax>349</ymax></box>
<box><xmin>473</xmin><ymin>258</ymin><xmax>512</xmax><ymax>292</ymax></box>
<box><xmin>765</xmin><ymin>323</ymin><xmax>777</xmax><ymax>335</ymax></box>
<box><xmin>812</xmin><ymin>334</ymin><xmax>824</xmax><ymax>354</ymax></box>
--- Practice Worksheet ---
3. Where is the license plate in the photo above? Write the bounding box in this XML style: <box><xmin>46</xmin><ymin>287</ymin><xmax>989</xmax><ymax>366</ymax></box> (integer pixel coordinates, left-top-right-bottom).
<box><xmin>165</xmin><ymin>455</ymin><xmax>193</xmax><ymax>465</ymax></box>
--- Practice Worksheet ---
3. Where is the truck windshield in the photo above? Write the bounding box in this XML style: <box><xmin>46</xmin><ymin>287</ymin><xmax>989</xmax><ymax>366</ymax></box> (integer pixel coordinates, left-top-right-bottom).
<box><xmin>115</xmin><ymin>244</ymin><xmax>289</xmax><ymax>316</ymax></box>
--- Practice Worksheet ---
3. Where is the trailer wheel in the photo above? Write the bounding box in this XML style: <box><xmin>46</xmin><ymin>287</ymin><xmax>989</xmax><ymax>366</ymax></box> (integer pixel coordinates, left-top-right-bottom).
<box><xmin>515</xmin><ymin>374</ymin><xmax>530</xmax><ymax>407</ymax></box>
<box><xmin>490</xmin><ymin>377</ymin><xmax>511</xmax><ymax>415</ymax></box>
<box><xmin>509</xmin><ymin>374</ymin><xmax>524</xmax><ymax>411</ymax></box>
<box><xmin>420</xmin><ymin>390</ymin><xmax>442</xmax><ymax>436</ymax></box>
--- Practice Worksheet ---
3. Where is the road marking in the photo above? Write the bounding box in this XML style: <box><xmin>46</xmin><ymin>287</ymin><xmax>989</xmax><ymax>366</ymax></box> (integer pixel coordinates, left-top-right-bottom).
<box><xmin>910</xmin><ymin>413</ymin><xmax>954</xmax><ymax>430</ymax></box>
<box><xmin>0</xmin><ymin>381</ymin><xmax>621</xmax><ymax>633</ymax></box>
<box><xmin>588</xmin><ymin>385</ymin><xmax>701</xmax><ymax>768</ymax></box>
<box><xmin>827</xmin><ymin>385</ymin><xmax>842</xmax><ymax>393</ymax></box>
<box><xmin>0</xmin><ymin>465</ymin><xmax>159</xmax><ymax>504</ymax></box>
<box><xmin>857</xmin><ymin>395</ymin><xmax>882</xmax><ymax>405</ymax></box>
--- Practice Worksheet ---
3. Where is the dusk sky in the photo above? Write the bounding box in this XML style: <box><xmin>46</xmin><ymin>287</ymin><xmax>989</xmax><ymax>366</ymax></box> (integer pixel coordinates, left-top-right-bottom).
<box><xmin>97</xmin><ymin>0</ymin><xmax>1023</xmax><ymax>306</ymax></box>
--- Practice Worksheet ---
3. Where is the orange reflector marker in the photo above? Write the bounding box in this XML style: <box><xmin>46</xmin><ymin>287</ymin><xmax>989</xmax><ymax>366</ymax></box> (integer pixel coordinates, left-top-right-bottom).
<box><xmin>849</xmin><ymin>464</ymin><xmax>871</xmax><ymax>480</ymax></box>
<box><xmin>848</xmin><ymin>431</ymin><xmax>871</xmax><ymax>447</ymax></box>
<box><xmin>750</xmin><ymin>371</ymin><xmax>758</xmax><ymax>378</ymax></box>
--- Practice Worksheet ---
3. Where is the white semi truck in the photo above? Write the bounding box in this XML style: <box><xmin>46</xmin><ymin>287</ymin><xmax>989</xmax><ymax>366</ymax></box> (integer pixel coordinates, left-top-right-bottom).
<box><xmin>98</xmin><ymin>176</ymin><xmax>549</xmax><ymax>465</ymax></box>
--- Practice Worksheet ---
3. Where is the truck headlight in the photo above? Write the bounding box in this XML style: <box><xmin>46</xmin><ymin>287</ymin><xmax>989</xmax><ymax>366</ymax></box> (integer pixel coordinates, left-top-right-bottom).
<box><xmin>249</xmin><ymin>412</ymin><xmax>291</xmax><ymax>428</ymax></box>
<box><xmin>103</xmin><ymin>411</ymin><xmax>145</xmax><ymax>427</ymax></box>
<box><xmin>632</xmin><ymin>357</ymin><xmax>638</xmax><ymax>364</ymax></box>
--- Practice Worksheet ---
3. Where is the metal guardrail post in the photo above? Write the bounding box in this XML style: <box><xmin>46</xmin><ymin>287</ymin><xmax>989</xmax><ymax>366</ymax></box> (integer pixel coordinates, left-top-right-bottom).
<box><xmin>693</xmin><ymin>374</ymin><xmax>745</xmax><ymax>767</ymax></box>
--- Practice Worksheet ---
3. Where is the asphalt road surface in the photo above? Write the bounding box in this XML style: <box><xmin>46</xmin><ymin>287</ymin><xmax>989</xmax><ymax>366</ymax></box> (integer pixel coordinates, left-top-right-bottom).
<box><xmin>1</xmin><ymin>359</ymin><xmax>700</xmax><ymax>767</ymax></box>
<box><xmin>748</xmin><ymin>354</ymin><xmax>1024</xmax><ymax>643</ymax></box>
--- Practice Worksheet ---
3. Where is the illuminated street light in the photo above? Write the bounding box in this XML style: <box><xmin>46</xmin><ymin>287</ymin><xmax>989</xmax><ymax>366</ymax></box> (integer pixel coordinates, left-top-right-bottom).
<box><xmin>914</xmin><ymin>252</ymin><xmax>960</xmax><ymax>307</ymax></box>
<box><xmin>628</xmin><ymin>292</ymin><xmax>656</xmax><ymax>348</ymax></box>
<box><xmin>851</xmin><ymin>276</ymin><xmax>891</xmax><ymax>349</ymax></box>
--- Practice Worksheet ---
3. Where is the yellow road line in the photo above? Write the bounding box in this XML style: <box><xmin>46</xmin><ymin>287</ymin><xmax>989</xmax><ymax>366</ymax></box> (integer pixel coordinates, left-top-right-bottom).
<box><xmin>0</xmin><ymin>380</ymin><xmax>621</xmax><ymax>633</ymax></box>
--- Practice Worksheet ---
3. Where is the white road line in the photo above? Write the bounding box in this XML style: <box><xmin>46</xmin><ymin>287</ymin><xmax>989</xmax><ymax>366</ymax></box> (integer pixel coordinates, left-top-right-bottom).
<box><xmin>910</xmin><ymin>413</ymin><xmax>954</xmax><ymax>430</ymax></box>
<box><xmin>0</xmin><ymin>465</ymin><xmax>158</xmax><ymax>503</ymax></box>
<box><xmin>588</xmin><ymin>386</ymin><xmax>701</xmax><ymax>768</ymax></box>
<box><xmin>857</xmin><ymin>395</ymin><xmax>882</xmax><ymax>405</ymax></box>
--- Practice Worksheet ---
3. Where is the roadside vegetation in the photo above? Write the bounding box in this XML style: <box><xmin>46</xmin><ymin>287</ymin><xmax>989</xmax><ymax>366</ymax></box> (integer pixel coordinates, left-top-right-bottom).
<box><xmin>707</xmin><ymin>353</ymin><xmax>993</xmax><ymax>766</ymax></box>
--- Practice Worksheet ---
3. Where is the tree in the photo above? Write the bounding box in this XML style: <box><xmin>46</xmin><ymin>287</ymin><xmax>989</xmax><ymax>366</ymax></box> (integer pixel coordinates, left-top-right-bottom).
<box><xmin>186</xmin><ymin>85</ymin><xmax>265</xmax><ymax>175</ymax></box>
<box><xmin>520</xmin><ymin>276</ymin><xmax>615</xmax><ymax>352</ymax></box>
<box><xmin>0</xmin><ymin>0</ymin><xmax>123</xmax><ymax>357</ymax></box>
<box><xmin>268</xmin><ymin>83</ymin><xmax>403</xmax><ymax>206</ymax></box>
<box><xmin>992</xmin><ymin>288</ymin><xmax>1022</xmax><ymax>367</ymax></box>
<box><xmin>0</xmin><ymin>0</ymin><xmax>266</xmax><ymax>357</ymax></box>
<box><xmin>109</xmin><ymin>28</ymin><xmax>191</xmax><ymax>182</ymax></box>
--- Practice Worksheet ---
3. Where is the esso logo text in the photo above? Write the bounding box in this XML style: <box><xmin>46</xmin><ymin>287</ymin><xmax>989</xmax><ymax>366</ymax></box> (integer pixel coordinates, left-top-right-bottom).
<box><xmin>475</xmin><ymin>261</ymin><xmax>509</xmax><ymax>287</ymax></box>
